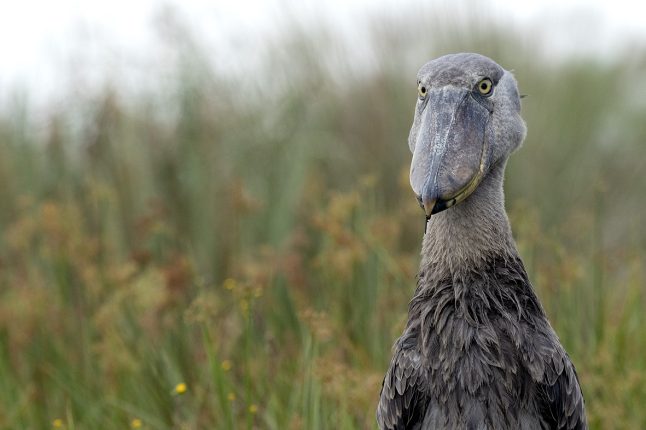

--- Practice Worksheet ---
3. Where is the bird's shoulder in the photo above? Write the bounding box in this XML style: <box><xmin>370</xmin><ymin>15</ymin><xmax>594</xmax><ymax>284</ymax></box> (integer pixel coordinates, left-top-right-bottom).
<box><xmin>518</xmin><ymin>320</ymin><xmax>588</xmax><ymax>430</ymax></box>
<box><xmin>377</xmin><ymin>327</ymin><xmax>428</xmax><ymax>430</ymax></box>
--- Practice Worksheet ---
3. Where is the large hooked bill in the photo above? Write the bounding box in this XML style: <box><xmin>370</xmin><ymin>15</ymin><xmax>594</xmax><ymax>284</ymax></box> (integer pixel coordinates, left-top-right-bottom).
<box><xmin>410</xmin><ymin>86</ymin><xmax>492</xmax><ymax>226</ymax></box>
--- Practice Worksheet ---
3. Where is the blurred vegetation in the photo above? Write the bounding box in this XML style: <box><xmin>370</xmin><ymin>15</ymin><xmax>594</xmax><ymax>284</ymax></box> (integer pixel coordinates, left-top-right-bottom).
<box><xmin>1</xmin><ymin>10</ymin><xmax>646</xmax><ymax>430</ymax></box>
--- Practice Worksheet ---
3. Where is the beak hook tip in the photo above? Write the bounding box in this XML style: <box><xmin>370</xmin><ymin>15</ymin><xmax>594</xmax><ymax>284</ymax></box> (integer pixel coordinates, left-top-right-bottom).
<box><xmin>422</xmin><ymin>199</ymin><xmax>435</xmax><ymax>235</ymax></box>
<box><xmin>423</xmin><ymin>199</ymin><xmax>436</xmax><ymax>218</ymax></box>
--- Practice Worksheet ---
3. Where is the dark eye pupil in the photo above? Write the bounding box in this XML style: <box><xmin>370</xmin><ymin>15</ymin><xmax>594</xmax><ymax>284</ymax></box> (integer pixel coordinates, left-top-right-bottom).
<box><xmin>481</xmin><ymin>83</ymin><xmax>488</xmax><ymax>90</ymax></box>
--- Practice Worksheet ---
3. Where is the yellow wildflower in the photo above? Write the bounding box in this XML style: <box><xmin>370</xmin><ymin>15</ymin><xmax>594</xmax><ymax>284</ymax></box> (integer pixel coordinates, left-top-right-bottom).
<box><xmin>52</xmin><ymin>419</ymin><xmax>64</xmax><ymax>428</ymax></box>
<box><xmin>249</xmin><ymin>404</ymin><xmax>258</xmax><ymax>414</ymax></box>
<box><xmin>223</xmin><ymin>278</ymin><xmax>237</xmax><ymax>290</ymax></box>
<box><xmin>221</xmin><ymin>360</ymin><xmax>232</xmax><ymax>372</ymax></box>
<box><xmin>227</xmin><ymin>392</ymin><xmax>236</xmax><ymax>401</ymax></box>
<box><xmin>131</xmin><ymin>418</ymin><xmax>142</xmax><ymax>428</ymax></box>
<box><xmin>174</xmin><ymin>382</ymin><xmax>187</xmax><ymax>395</ymax></box>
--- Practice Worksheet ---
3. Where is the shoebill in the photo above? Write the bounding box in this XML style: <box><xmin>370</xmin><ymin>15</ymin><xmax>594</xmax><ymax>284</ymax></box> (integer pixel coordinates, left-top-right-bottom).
<box><xmin>377</xmin><ymin>53</ymin><xmax>587</xmax><ymax>429</ymax></box>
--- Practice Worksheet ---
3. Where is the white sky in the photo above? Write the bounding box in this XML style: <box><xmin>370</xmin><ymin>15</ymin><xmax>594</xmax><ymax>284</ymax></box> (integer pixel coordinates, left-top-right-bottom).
<box><xmin>1</xmin><ymin>0</ymin><xmax>645</xmax><ymax>106</ymax></box>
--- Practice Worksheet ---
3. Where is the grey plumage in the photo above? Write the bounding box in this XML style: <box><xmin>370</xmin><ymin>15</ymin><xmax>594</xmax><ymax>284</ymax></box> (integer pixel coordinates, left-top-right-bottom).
<box><xmin>377</xmin><ymin>53</ymin><xmax>587</xmax><ymax>429</ymax></box>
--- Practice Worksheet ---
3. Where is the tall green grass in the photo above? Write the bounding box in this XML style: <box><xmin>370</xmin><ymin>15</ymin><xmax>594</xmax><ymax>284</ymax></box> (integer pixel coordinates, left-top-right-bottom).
<box><xmin>0</xmin><ymin>12</ymin><xmax>645</xmax><ymax>429</ymax></box>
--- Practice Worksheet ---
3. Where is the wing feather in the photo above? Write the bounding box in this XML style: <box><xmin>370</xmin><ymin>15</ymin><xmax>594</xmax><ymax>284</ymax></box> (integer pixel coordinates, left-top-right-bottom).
<box><xmin>377</xmin><ymin>336</ymin><xmax>428</xmax><ymax>430</ymax></box>
<box><xmin>536</xmin><ymin>350</ymin><xmax>587</xmax><ymax>430</ymax></box>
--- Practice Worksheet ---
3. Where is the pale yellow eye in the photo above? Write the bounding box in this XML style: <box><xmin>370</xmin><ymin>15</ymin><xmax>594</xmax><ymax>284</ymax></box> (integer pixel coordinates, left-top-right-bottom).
<box><xmin>418</xmin><ymin>83</ymin><xmax>427</xmax><ymax>98</ymax></box>
<box><xmin>477</xmin><ymin>78</ymin><xmax>493</xmax><ymax>95</ymax></box>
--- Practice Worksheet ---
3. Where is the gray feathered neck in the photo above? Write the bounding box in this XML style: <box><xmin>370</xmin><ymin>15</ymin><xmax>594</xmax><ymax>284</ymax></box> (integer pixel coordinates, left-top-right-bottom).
<box><xmin>410</xmin><ymin>160</ymin><xmax>545</xmax><ymax>335</ymax></box>
<box><xmin>420</xmin><ymin>161</ymin><xmax>516</xmax><ymax>276</ymax></box>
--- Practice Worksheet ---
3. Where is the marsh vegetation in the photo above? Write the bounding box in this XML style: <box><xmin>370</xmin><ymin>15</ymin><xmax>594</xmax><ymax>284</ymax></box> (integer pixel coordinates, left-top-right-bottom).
<box><xmin>0</xmin><ymin>12</ymin><xmax>645</xmax><ymax>429</ymax></box>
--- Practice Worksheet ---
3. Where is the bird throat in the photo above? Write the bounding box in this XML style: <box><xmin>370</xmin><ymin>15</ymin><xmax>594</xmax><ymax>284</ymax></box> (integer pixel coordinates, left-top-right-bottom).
<box><xmin>420</xmin><ymin>163</ymin><xmax>515</xmax><ymax>272</ymax></box>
